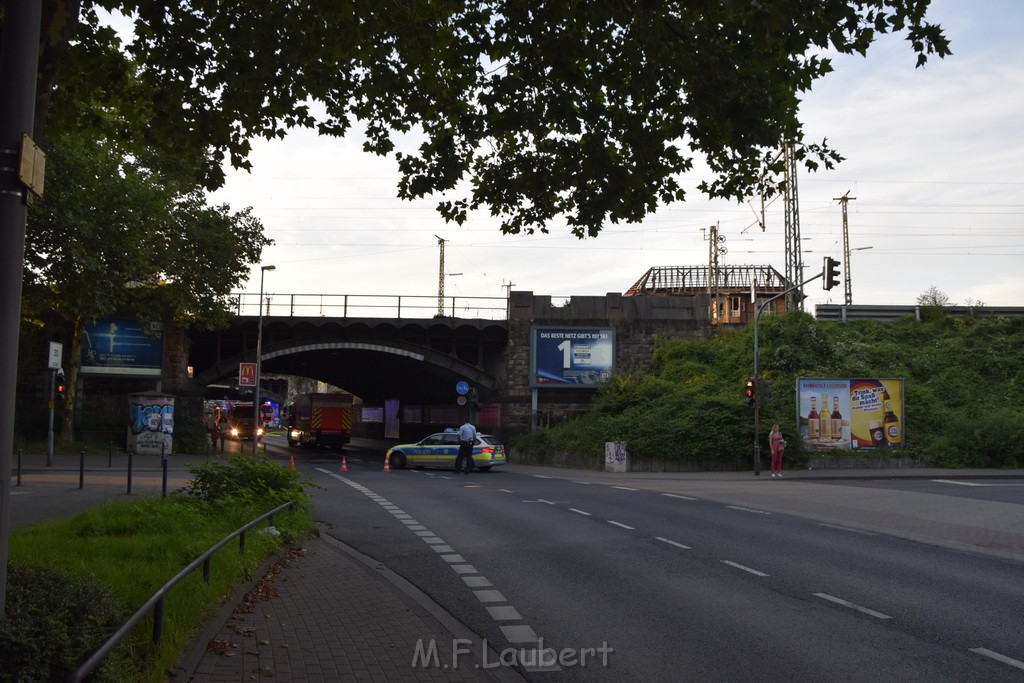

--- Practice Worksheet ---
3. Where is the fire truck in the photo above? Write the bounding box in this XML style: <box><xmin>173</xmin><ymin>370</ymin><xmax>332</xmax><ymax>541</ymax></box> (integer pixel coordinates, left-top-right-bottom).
<box><xmin>286</xmin><ymin>393</ymin><xmax>353</xmax><ymax>449</ymax></box>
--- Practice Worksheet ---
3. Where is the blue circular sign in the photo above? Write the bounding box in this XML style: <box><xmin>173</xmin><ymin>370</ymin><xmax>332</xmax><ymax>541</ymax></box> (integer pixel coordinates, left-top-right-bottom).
<box><xmin>456</xmin><ymin>381</ymin><xmax>470</xmax><ymax>395</ymax></box>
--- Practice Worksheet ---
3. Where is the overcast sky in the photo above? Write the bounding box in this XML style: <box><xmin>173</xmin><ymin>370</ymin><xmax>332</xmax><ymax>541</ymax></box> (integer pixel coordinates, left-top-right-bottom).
<box><xmin>205</xmin><ymin>0</ymin><xmax>1024</xmax><ymax>315</ymax></box>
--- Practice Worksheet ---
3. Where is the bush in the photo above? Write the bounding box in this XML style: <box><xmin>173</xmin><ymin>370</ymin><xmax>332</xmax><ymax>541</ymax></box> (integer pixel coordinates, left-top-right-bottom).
<box><xmin>1</xmin><ymin>564</ymin><xmax>134</xmax><ymax>683</ymax></box>
<box><xmin>182</xmin><ymin>453</ymin><xmax>315</xmax><ymax>515</ymax></box>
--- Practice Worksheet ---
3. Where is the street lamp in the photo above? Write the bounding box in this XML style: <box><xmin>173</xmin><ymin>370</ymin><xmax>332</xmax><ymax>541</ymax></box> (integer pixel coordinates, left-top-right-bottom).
<box><xmin>253</xmin><ymin>265</ymin><xmax>275</xmax><ymax>453</ymax></box>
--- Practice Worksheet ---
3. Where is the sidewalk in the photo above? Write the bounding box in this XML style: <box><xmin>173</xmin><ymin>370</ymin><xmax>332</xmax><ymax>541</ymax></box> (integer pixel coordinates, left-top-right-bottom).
<box><xmin>6</xmin><ymin>450</ymin><xmax>1024</xmax><ymax>681</ymax></box>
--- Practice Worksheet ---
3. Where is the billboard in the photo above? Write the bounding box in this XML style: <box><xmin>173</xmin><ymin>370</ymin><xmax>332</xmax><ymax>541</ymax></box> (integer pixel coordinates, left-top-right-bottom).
<box><xmin>80</xmin><ymin>318</ymin><xmax>163</xmax><ymax>376</ymax></box>
<box><xmin>797</xmin><ymin>378</ymin><xmax>904</xmax><ymax>451</ymax></box>
<box><xmin>530</xmin><ymin>327</ymin><xmax>615</xmax><ymax>388</ymax></box>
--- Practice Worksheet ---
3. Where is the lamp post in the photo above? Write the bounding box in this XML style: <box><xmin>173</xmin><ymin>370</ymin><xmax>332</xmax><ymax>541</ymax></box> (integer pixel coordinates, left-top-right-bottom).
<box><xmin>253</xmin><ymin>265</ymin><xmax>275</xmax><ymax>454</ymax></box>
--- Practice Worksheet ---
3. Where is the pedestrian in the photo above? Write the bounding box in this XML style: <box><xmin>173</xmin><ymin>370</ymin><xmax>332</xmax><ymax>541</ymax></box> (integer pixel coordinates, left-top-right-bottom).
<box><xmin>210</xmin><ymin>420</ymin><xmax>220</xmax><ymax>452</ymax></box>
<box><xmin>455</xmin><ymin>418</ymin><xmax>477</xmax><ymax>474</ymax></box>
<box><xmin>769</xmin><ymin>424</ymin><xmax>786</xmax><ymax>478</ymax></box>
<box><xmin>218</xmin><ymin>416</ymin><xmax>228</xmax><ymax>452</ymax></box>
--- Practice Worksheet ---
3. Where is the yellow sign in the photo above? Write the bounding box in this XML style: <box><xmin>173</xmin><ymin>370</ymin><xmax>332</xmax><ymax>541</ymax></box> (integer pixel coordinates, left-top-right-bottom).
<box><xmin>18</xmin><ymin>134</ymin><xmax>46</xmax><ymax>196</ymax></box>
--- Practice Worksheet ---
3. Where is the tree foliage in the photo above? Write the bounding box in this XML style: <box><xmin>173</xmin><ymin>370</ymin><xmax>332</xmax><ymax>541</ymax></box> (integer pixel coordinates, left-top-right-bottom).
<box><xmin>20</xmin><ymin>0</ymin><xmax>950</xmax><ymax>236</ymax></box>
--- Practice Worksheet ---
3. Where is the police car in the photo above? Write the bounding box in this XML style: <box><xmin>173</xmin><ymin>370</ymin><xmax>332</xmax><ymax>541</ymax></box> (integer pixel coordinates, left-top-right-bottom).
<box><xmin>385</xmin><ymin>430</ymin><xmax>507</xmax><ymax>471</ymax></box>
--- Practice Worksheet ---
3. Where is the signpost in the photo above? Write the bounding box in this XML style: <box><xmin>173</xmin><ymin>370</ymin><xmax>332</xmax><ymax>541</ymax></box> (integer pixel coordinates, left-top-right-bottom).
<box><xmin>238</xmin><ymin>362</ymin><xmax>257</xmax><ymax>387</ymax></box>
<box><xmin>47</xmin><ymin>342</ymin><xmax>62</xmax><ymax>465</ymax></box>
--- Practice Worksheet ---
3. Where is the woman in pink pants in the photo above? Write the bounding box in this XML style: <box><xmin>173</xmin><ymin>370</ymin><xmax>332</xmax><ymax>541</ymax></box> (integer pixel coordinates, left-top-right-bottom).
<box><xmin>769</xmin><ymin>424</ymin><xmax>786</xmax><ymax>478</ymax></box>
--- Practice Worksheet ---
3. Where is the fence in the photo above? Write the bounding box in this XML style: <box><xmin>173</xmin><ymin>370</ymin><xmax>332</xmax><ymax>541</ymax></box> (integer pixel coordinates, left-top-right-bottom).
<box><xmin>816</xmin><ymin>304</ymin><xmax>1024</xmax><ymax>322</ymax></box>
<box><xmin>230</xmin><ymin>292</ymin><xmax>509</xmax><ymax>320</ymax></box>
<box><xmin>69</xmin><ymin>500</ymin><xmax>297</xmax><ymax>682</ymax></box>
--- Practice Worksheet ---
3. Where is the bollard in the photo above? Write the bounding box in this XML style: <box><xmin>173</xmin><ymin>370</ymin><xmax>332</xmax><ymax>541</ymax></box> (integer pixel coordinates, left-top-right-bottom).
<box><xmin>127</xmin><ymin>449</ymin><xmax>134</xmax><ymax>495</ymax></box>
<box><xmin>79</xmin><ymin>449</ymin><xmax>85</xmax><ymax>489</ymax></box>
<box><xmin>161</xmin><ymin>454</ymin><xmax>168</xmax><ymax>498</ymax></box>
<box><xmin>16</xmin><ymin>449</ymin><xmax>22</xmax><ymax>486</ymax></box>
<box><xmin>108</xmin><ymin>441</ymin><xmax>113</xmax><ymax>467</ymax></box>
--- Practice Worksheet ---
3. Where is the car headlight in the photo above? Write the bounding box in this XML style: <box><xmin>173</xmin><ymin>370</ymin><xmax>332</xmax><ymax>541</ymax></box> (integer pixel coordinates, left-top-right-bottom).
<box><xmin>290</xmin><ymin>430</ymin><xmax>300</xmax><ymax>439</ymax></box>
<box><xmin>257</xmin><ymin>427</ymin><xmax>264</xmax><ymax>436</ymax></box>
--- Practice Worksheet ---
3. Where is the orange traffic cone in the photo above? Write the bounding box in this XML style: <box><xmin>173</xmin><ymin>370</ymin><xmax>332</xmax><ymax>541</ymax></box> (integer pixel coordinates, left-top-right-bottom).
<box><xmin>289</xmin><ymin>455</ymin><xmax>295</xmax><ymax>471</ymax></box>
<box><xmin>339</xmin><ymin>456</ymin><xmax>348</xmax><ymax>472</ymax></box>
<box><xmin>383</xmin><ymin>456</ymin><xmax>391</xmax><ymax>473</ymax></box>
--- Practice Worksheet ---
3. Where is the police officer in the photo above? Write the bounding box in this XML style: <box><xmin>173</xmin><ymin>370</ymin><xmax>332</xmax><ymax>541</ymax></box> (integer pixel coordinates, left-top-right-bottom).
<box><xmin>455</xmin><ymin>419</ymin><xmax>477</xmax><ymax>474</ymax></box>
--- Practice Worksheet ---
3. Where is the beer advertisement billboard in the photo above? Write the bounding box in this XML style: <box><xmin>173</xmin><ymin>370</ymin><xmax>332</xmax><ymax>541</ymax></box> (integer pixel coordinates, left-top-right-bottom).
<box><xmin>797</xmin><ymin>378</ymin><xmax>904</xmax><ymax>451</ymax></box>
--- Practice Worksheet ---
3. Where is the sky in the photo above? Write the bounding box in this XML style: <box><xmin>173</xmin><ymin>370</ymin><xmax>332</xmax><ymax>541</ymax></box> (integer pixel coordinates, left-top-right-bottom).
<box><xmin>201</xmin><ymin>1</ymin><xmax>1024</xmax><ymax>316</ymax></box>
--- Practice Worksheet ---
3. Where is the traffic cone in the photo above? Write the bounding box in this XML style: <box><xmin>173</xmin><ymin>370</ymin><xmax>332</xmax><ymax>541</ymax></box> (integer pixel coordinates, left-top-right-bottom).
<box><xmin>339</xmin><ymin>456</ymin><xmax>348</xmax><ymax>472</ymax></box>
<box><xmin>383</xmin><ymin>456</ymin><xmax>391</xmax><ymax>473</ymax></box>
<box><xmin>289</xmin><ymin>455</ymin><xmax>295</xmax><ymax>471</ymax></box>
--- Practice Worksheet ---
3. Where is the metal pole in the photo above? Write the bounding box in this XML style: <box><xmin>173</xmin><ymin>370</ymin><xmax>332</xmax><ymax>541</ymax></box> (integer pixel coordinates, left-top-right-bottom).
<box><xmin>127</xmin><ymin>450</ymin><xmax>134</xmax><ymax>495</ymax></box>
<box><xmin>253</xmin><ymin>265</ymin><xmax>275</xmax><ymax>455</ymax></box>
<box><xmin>79</xmin><ymin>450</ymin><xmax>85</xmax><ymax>489</ymax></box>
<box><xmin>0</xmin><ymin>0</ymin><xmax>43</xmax><ymax>616</ymax></box>
<box><xmin>16</xmin><ymin>449</ymin><xmax>22</xmax><ymax>487</ymax></box>
<box><xmin>47</xmin><ymin>369</ymin><xmax>55</xmax><ymax>465</ymax></box>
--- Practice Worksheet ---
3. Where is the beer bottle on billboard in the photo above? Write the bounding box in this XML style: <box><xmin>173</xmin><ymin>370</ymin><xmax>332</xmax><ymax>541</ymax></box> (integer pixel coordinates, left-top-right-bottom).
<box><xmin>807</xmin><ymin>397</ymin><xmax>819</xmax><ymax>439</ymax></box>
<box><xmin>831</xmin><ymin>396</ymin><xmax>843</xmax><ymax>441</ymax></box>
<box><xmin>882</xmin><ymin>388</ymin><xmax>902</xmax><ymax>446</ymax></box>
<box><xmin>820</xmin><ymin>393</ymin><xmax>832</xmax><ymax>438</ymax></box>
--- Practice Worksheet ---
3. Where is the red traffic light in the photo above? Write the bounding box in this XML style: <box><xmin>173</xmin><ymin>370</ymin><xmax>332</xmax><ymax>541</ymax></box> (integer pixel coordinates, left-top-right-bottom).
<box><xmin>744</xmin><ymin>378</ymin><xmax>755</xmax><ymax>405</ymax></box>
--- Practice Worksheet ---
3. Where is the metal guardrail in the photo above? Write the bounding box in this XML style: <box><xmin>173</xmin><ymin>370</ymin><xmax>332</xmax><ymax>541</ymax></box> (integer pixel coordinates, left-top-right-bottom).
<box><xmin>230</xmin><ymin>292</ymin><xmax>510</xmax><ymax>320</ymax></box>
<box><xmin>815</xmin><ymin>304</ymin><xmax>1024</xmax><ymax>322</ymax></box>
<box><xmin>69</xmin><ymin>500</ymin><xmax>298</xmax><ymax>682</ymax></box>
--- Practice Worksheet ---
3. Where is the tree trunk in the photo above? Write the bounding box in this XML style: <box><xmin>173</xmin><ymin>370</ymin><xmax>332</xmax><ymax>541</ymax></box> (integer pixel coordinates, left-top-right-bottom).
<box><xmin>59</xmin><ymin>313</ymin><xmax>82</xmax><ymax>442</ymax></box>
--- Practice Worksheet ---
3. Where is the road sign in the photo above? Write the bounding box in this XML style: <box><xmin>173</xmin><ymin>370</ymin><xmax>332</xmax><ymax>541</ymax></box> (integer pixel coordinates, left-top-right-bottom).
<box><xmin>456</xmin><ymin>380</ymin><xmax>469</xmax><ymax>395</ymax></box>
<box><xmin>48</xmin><ymin>341</ymin><xmax>62</xmax><ymax>370</ymax></box>
<box><xmin>456</xmin><ymin>395</ymin><xmax>467</xmax><ymax>406</ymax></box>
<box><xmin>239</xmin><ymin>362</ymin><xmax>257</xmax><ymax>387</ymax></box>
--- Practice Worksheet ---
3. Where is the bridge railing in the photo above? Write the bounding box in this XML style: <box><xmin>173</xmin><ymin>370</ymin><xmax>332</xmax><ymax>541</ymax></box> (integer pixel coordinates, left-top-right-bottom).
<box><xmin>229</xmin><ymin>293</ymin><xmax>509</xmax><ymax>320</ymax></box>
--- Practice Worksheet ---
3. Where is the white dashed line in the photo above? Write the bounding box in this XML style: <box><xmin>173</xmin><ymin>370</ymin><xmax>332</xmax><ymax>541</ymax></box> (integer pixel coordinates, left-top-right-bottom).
<box><xmin>726</xmin><ymin>505</ymin><xmax>771</xmax><ymax>515</ymax></box>
<box><xmin>573</xmin><ymin>481</ymin><xmax>593</xmax><ymax>485</ymax></box>
<box><xmin>452</xmin><ymin>564</ymin><xmax>478</xmax><ymax>575</ymax></box>
<box><xmin>440</xmin><ymin>554</ymin><xmax>466</xmax><ymax>563</ymax></box>
<box><xmin>498</xmin><ymin>488</ymin><xmax>515</xmax><ymax>493</ymax></box>
<box><xmin>721</xmin><ymin>560</ymin><xmax>769</xmax><ymax>577</ymax></box>
<box><xmin>569</xmin><ymin>508</ymin><xmax>591</xmax><ymax>516</ymax></box>
<box><xmin>487</xmin><ymin>605</ymin><xmax>522</xmax><ymax>620</ymax></box>
<box><xmin>501</xmin><ymin>624</ymin><xmax>539</xmax><ymax>643</ymax></box>
<box><xmin>474</xmin><ymin>590</ymin><xmax>507</xmax><ymax>603</ymax></box>
<box><xmin>662</xmin><ymin>493</ymin><xmax>697</xmax><ymax>501</ymax></box>
<box><xmin>655</xmin><ymin>537</ymin><xmax>691</xmax><ymax>550</ymax></box>
<box><xmin>463</xmin><ymin>576</ymin><xmax>493</xmax><ymax>588</ymax></box>
<box><xmin>970</xmin><ymin>648</ymin><xmax>1024</xmax><ymax>670</ymax></box>
<box><xmin>532</xmin><ymin>475</ymin><xmax>554</xmax><ymax>479</ymax></box>
<box><xmin>931</xmin><ymin>479</ymin><xmax>985</xmax><ymax>486</ymax></box>
<box><xmin>607</xmin><ymin>520</ymin><xmax>635</xmax><ymax>530</ymax></box>
<box><xmin>813</xmin><ymin>593</ymin><xmax>891</xmax><ymax>619</ymax></box>
<box><xmin>612</xmin><ymin>486</ymin><xmax>639</xmax><ymax>491</ymax></box>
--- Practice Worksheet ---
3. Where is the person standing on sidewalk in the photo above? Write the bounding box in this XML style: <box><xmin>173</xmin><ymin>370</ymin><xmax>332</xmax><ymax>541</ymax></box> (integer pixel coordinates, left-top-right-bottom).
<box><xmin>769</xmin><ymin>424</ymin><xmax>786</xmax><ymax>478</ymax></box>
<box><xmin>455</xmin><ymin>419</ymin><xmax>477</xmax><ymax>474</ymax></box>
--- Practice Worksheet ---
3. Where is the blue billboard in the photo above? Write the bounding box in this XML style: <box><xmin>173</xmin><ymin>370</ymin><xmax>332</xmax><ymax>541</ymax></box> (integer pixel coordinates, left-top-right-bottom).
<box><xmin>80</xmin><ymin>318</ymin><xmax>163</xmax><ymax>376</ymax></box>
<box><xmin>530</xmin><ymin>327</ymin><xmax>615</xmax><ymax>388</ymax></box>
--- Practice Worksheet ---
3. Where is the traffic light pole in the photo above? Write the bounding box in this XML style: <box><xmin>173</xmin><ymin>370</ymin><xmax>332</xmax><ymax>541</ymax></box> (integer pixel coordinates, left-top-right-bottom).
<box><xmin>47</xmin><ymin>369</ymin><xmax>55</xmax><ymax>466</ymax></box>
<box><xmin>752</xmin><ymin>270</ymin><xmax>825</xmax><ymax>476</ymax></box>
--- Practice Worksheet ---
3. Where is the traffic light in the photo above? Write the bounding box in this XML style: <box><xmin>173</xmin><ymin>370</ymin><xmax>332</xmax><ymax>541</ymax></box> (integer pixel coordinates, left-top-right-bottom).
<box><xmin>55</xmin><ymin>370</ymin><xmax>66</xmax><ymax>402</ymax></box>
<box><xmin>823</xmin><ymin>257</ymin><xmax>841</xmax><ymax>291</ymax></box>
<box><xmin>744</xmin><ymin>378</ymin><xmax>755</xmax><ymax>406</ymax></box>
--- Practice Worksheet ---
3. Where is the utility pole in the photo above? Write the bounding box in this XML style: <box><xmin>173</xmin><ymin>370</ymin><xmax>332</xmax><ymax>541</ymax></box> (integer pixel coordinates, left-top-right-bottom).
<box><xmin>703</xmin><ymin>223</ymin><xmax>726</xmax><ymax>325</ymax></box>
<box><xmin>834</xmin><ymin>191</ymin><xmax>857</xmax><ymax>305</ymax></box>
<box><xmin>783</xmin><ymin>141</ymin><xmax>804</xmax><ymax>312</ymax></box>
<box><xmin>435</xmin><ymin>235</ymin><xmax>446</xmax><ymax>317</ymax></box>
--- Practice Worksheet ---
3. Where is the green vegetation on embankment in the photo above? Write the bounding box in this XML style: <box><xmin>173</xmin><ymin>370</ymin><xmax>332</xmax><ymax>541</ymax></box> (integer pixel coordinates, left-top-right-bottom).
<box><xmin>512</xmin><ymin>311</ymin><xmax>1024</xmax><ymax>469</ymax></box>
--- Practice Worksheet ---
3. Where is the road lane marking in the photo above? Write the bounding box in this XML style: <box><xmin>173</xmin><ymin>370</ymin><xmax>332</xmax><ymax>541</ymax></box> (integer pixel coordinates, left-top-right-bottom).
<box><xmin>532</xmin><ymin>475</ymin><xmax>554</xmax><ymax>479</ymax></box>
<box><xmin>607</xmin><ymin>520</ymin><xmax>634</xmax><ymax>530</ymax></box>
<box><xmin>487</xmin><ymin>605</ymin><xmax>522</xmax><ymax>620</ymax></box>
<box><xmin>931</xmin><ymin>479</ymin><xmax>985</xmax><ymax>486</ymax></box>
<box><xmin>573</xmin><ymin>481</ymin><xmax>593</xmax><ymax>485</ymax></box>
<box><xmin>498</xmin><ymin>488</ymin><xmax>514</xmax><ymax>493</ymax></box>
<box><xmin>726</xmin><ymin>505</ymin><xmax>771</xmax><ymax>515</ymax></box>
<box><xmin>463</xmin><ymin>576</ymin><xmax>492</xmax><ymax>588</ymax></box>
<box><xmin>663</xmin><ymin>493</ymin><xmax>697</xmax><ymax>501</ymax></box>
<box><xmin>818</xmin><ymin>523</ymin><xmax>877</xmax><ymax>536</ymax></box>
<box><xmin>970</xmin><ymin>648</ymin><xmax>1024</xmax><ymax>670</ymax></box>
<box><xmin>523</xmin><ymin>499</ymin><xmax>565</xmax><ymax>505</ymax></box>
<box><xmin>612</xmin><ymin>486</ymin><xmax>639</xmax><ymax>491</ymax></box>
<box><xmin>500</xmin><ymin>624</ymin><xmax>539</xmax><ymax>643</ymax></box>
<box><xmin>474</xmin><ymin>590</ymin><xmax>507</xmax><ymax>603</ymax></box>
<box><xmin>655</xmin><ymin>537</ymin><xmax>692</xmax><ymax>550</ymax></box>
<box><xmin>452</xmin><ymin>564</ymin><xmax>478</xmax><ymax>574</ymax></box>
<box><xmin>569</xmin><ymin>508</ymin><xmax>591</xmax><ymax>516</ymax></box>
<box><xmin>721</xmin><ymin>560</ymin><xmax>769</xmax><ymax>577</ymax></box>
<box><xmin>440</xmin><ymin>554</ymin><xmax>466</xmax><ymax>563</ymax></box>
<box><xmin>813</xmin><ymin>593</ymin><xmax>891</xmax><ymax>619</ymax></box>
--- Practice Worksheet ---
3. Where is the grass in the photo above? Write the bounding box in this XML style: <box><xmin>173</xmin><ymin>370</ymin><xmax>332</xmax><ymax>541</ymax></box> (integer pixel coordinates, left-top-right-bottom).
<box><xmin>3</xmin><ymin>455</ymin><xmax>315</xmax><ymax>682</ymax></box>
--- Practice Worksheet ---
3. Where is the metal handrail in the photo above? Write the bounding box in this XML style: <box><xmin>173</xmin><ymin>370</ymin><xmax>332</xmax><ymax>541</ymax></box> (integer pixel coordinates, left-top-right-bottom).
<box><xmin>69</xmin><ymin>500</ymin><xmax>297</xmax><ymax>682</ymax></box>
<box><xmin>229</xmin><ymin>292</ymin><xmax>509</xmax><ymax>320</ymax></box>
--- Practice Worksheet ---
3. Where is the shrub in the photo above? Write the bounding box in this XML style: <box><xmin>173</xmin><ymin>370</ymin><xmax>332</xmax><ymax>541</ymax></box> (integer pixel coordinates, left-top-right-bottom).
<box><xmin>1</xmin><ymin>564</ymin><xmax>134</xmax><ymax>683</ymax></box>
<box><xmin>182</xmin><ymin>453</ymin><xmax>315</xmax><ymax>515</ymax></box>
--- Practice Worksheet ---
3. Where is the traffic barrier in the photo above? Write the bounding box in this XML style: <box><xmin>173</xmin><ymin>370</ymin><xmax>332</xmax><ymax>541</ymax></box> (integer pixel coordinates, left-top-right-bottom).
<box><xmin>340</xmin><ymin>456</ymin><xmax>348</xmax><ymax>472</ymax></box>
<box><xmin>289</xmin><ymin>455</ymin><xmax>295</xmax><ymax>471</ymax></box>
<box><xmin>383</xmin><ymin>456</ymin><xmax>391</xmax><ymax>473</ymax></box>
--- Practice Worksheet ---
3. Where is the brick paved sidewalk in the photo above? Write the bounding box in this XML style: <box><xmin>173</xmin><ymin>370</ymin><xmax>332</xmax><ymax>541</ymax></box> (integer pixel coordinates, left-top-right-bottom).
<box><xmin>184</xmin><ymin>534</ymin><xmax>510</xmax><ymax>682</ymax></box>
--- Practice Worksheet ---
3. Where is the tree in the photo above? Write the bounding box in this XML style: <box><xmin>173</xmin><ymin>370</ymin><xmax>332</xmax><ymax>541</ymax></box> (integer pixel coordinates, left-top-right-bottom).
<box><xmin>17</xmin><ymin>1</ymin><xmax>950</xmax><ymax>236</ymax></box>
<box><xmin>917</xmin><ymin>285</ymin><xmax>952</xmax><ymax>307</ymax></box>
<box><xmin>24</xmin><ymin>133</ymin><xmax>271</xmax><ymax>440</ymax></box>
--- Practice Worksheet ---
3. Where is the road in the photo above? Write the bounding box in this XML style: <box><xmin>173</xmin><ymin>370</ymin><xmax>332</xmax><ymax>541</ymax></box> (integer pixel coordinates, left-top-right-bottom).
<box><xmin>271</xmin><ymin>438</ymin><xmax>1024</xmax><ymax>681</ymax></box>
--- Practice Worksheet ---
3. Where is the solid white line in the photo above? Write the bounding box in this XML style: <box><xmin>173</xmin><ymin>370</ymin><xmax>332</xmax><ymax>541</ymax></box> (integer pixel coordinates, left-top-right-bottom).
<box><xmin>655</xmin><ymin>537</ymin><xmax>691</xmax><ymax>550</ymax></box>
<box><xmin>818</xmin><ymin>523</ymin><xmax>877</xmax><ymax>536</ymax></box>
<box><xmin>663</xmin><ymin>493</ymin><xmax>697</xmax><ymax>501</ymax></box>
<box><xmin>607</xmin><ymin>520</ymin><xmax>635</xmax><ymax>530</ymax></box>
<box><xmin>721</xmin><ymin>560</ymin><xmax>769</xmax><ymax>577</ymax></box>
<box><xmin>612</xmin><ymin>486</ymin><xmax>639</xmax><ymax>491</ymax></box>
<box><xmin>970</xmin><ymin>648</ymin><xmax>1024</xmax><ymax>670</ymax></box>
<box><xmin>726</xmin><ymin>505</ymin><xmax>771</xmax><ymax>515</ymax></box>
<box><xmin>813</xmin><ymin>593</ymin><xmax>891</xmax><ymax>619</ymax></box>
<box><xmin>931</xmin><ymin>479</ymin><xmax>985</xmax><ymax>487</ymax></box>
<box><xmin>532</xmin><ymin>475</ymin><xmax>553</xmax><ymax>479</ymax></box>
<box><xmin>573</xmin><ymin>481</ymin><xmax>593</xmax><ymax>485</ymax></box>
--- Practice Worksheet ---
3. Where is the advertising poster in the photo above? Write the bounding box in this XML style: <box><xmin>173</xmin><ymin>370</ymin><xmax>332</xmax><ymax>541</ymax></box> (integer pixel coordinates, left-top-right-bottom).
<box><xmin>80</xmin><ymin>318</ymin><xmax>163</xmax><ymax>376</ymax></box>
<box><xmin>797</xmin><ymin>378</ymin><xmax>904</xmax><ymax>451</ymax></box>
<box><xmin>530</xmin><ymin>327</ymin><xmax>615</xmax><ymax>388</ymax></box>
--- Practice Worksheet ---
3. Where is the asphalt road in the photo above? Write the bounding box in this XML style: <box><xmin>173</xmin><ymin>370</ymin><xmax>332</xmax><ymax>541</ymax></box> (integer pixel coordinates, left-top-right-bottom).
<box><xmin>273</xmin><ymin>439</ymin><xmax>1024</xmax><ymax>682</ymax></box>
